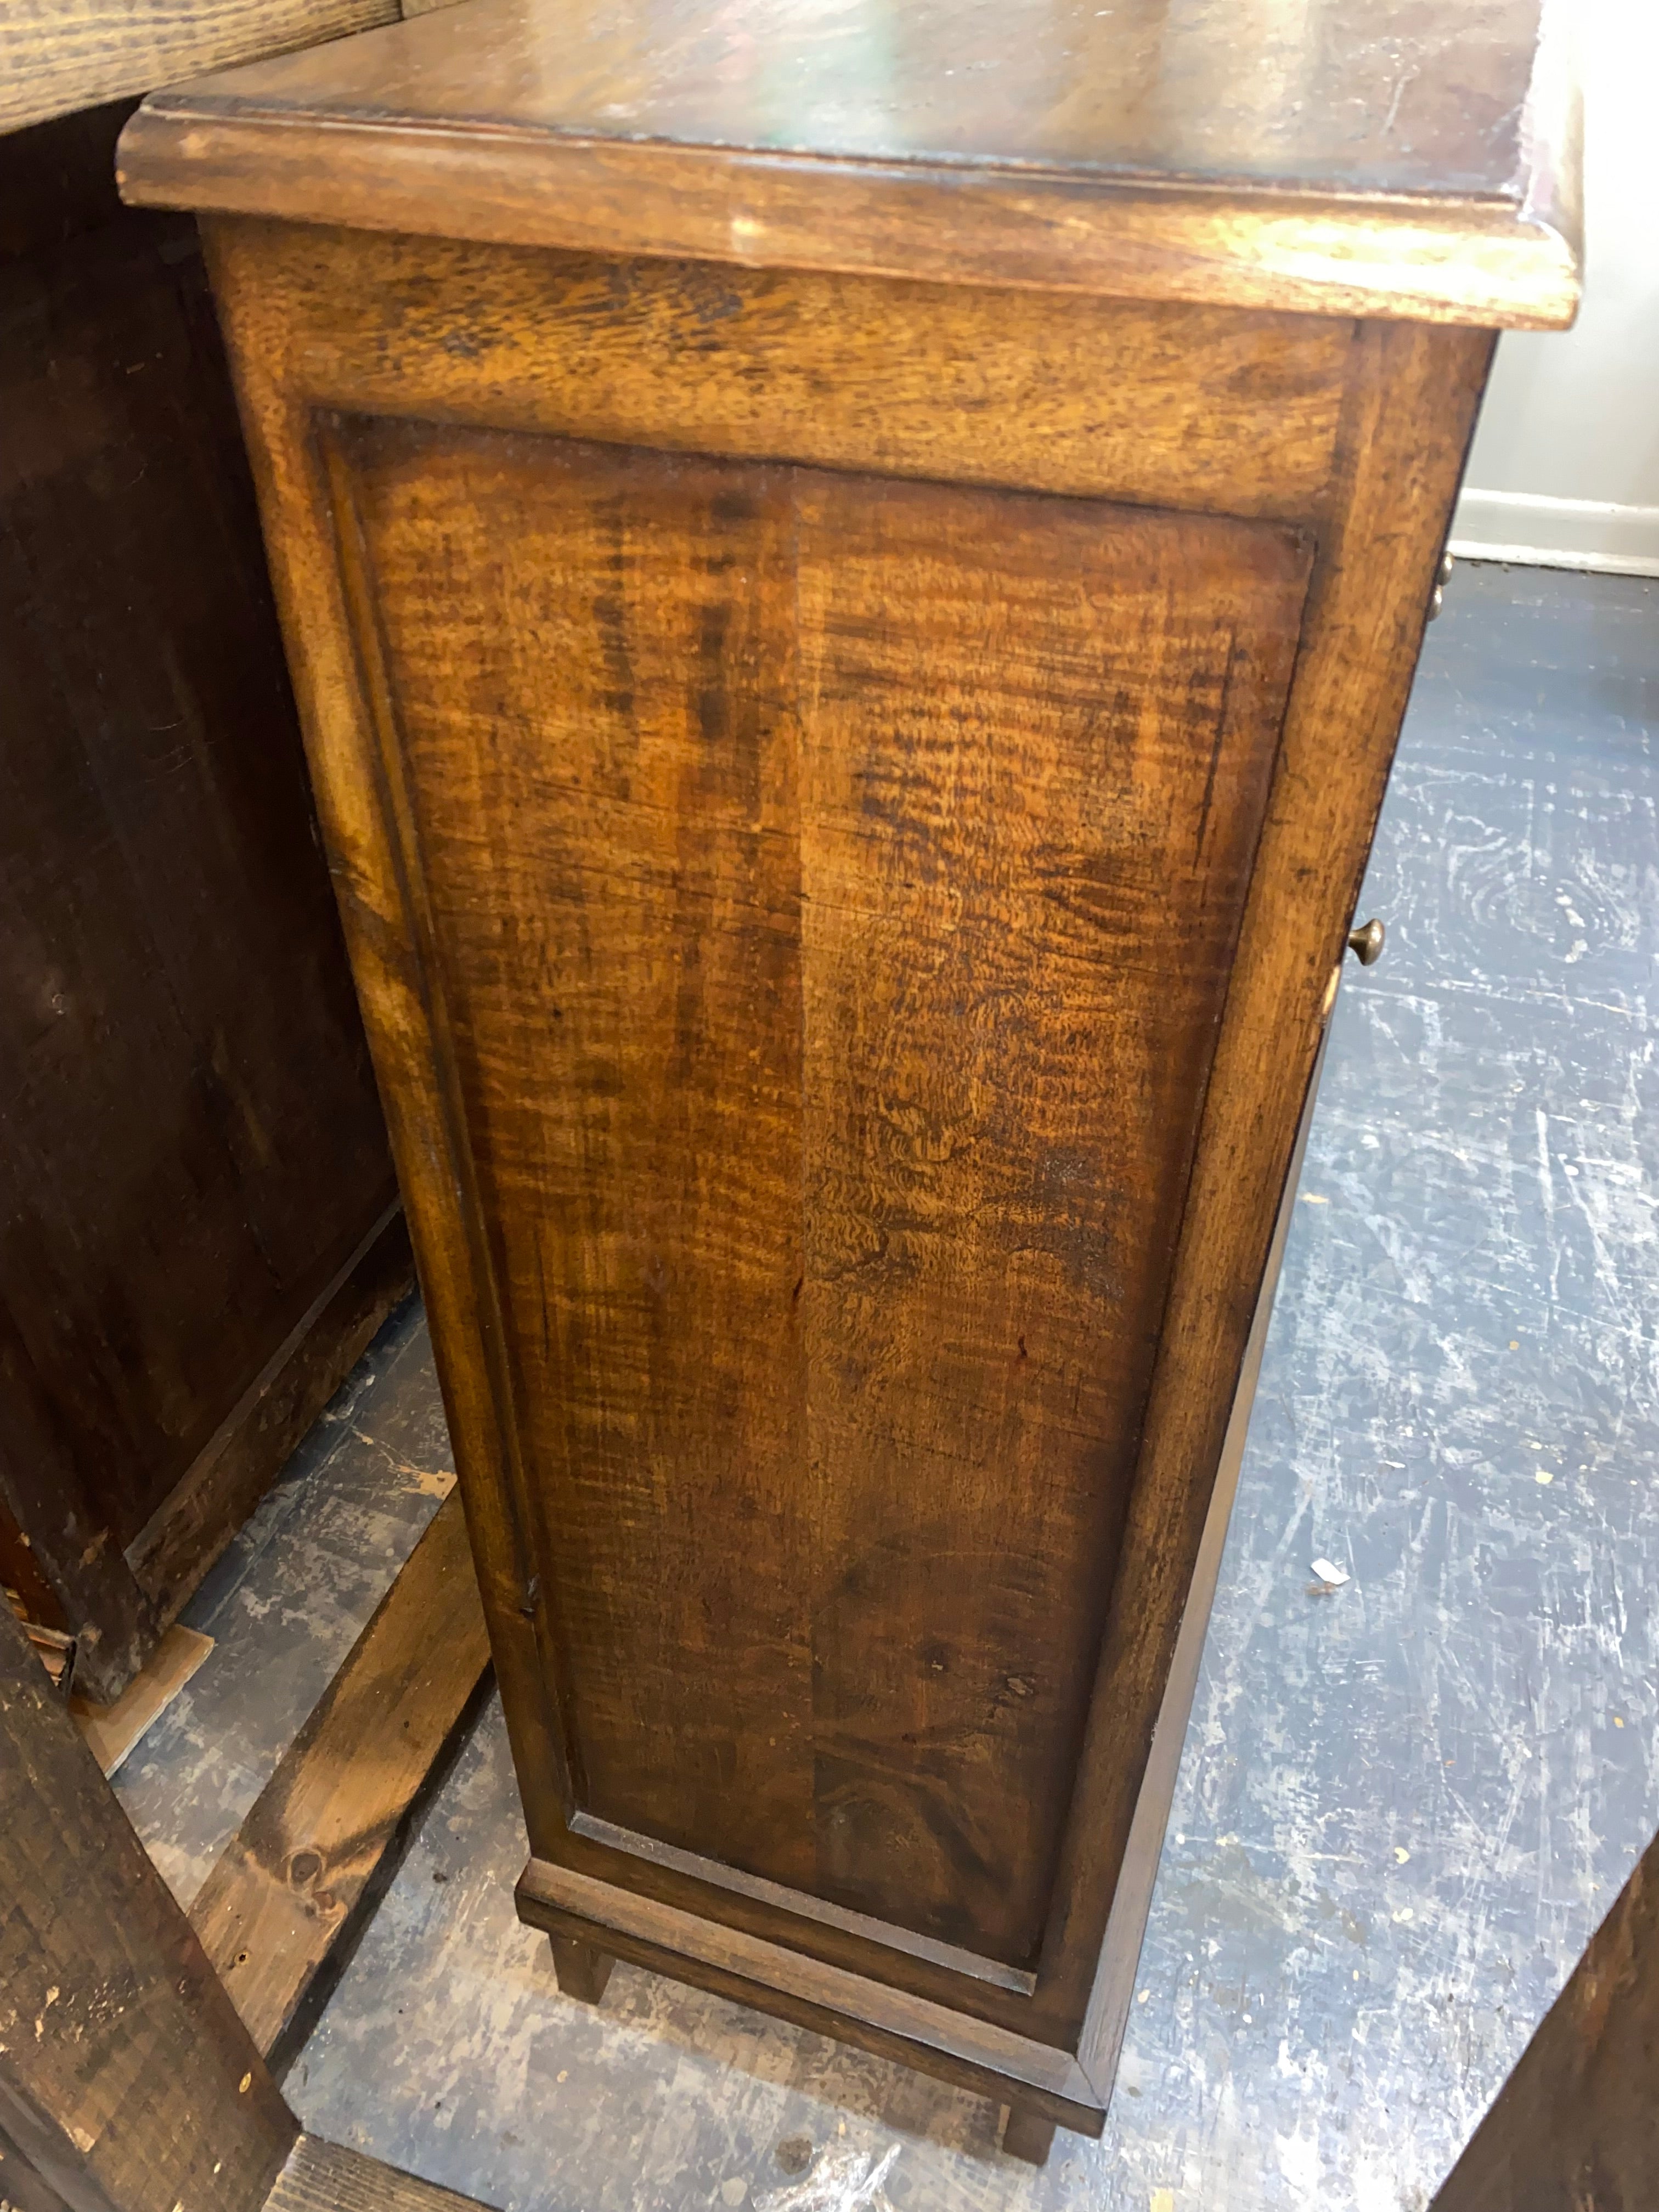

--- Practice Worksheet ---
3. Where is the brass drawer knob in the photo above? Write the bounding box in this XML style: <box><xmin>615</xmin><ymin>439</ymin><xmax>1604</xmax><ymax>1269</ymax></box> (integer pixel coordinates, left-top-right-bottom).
<box><xmin>1347</xmin><ymin>917</ymin><xmax>1386</xmax><ymax>965</ymax></box>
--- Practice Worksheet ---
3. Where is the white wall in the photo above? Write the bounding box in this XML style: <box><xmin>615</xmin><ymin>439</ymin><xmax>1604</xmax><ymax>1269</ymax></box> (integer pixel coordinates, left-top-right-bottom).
<box><xmin>1451</xmin><ymin>0</ymin><xmax>1659</xmax><ymax>575</ymax></box>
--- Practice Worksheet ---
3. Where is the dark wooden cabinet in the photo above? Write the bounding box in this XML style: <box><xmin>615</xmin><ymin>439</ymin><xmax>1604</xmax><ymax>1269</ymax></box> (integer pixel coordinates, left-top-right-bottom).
<box><xmin>118</xmin><ymin>0</ymin><xmax>1579</xmax><ymax>2154</ymax></box>
<box><xmin>0</xmin><ymin>100</ymin><xmax>409</xmax><ymax>1701</ymax></box>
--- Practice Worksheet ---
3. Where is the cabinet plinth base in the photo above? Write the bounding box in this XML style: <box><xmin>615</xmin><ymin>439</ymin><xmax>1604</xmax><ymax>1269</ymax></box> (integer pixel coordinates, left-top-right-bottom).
<box><xmin>515</xmin><ymin>1855</ymin><xmax>1106</xmax><ymax>2141</ymax></box>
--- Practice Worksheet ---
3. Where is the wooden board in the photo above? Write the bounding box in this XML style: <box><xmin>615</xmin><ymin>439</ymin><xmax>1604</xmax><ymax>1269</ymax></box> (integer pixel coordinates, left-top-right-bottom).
<box><xmin>267</xmin><ymin>2136</ymin><xmax>496</xmax><ymax>2212</ymax></box>
<box><xmin>189</xmin><ymin>1489</ymin><xmax>493</xmax><ymax>2071</ymax></box>
<box><xmin>0</xmin><ymin>1601</ymin><xmax>296</xmax><ymax>2212</ymax></box>
<box><xmin>72</xmin><ymin>1623</ymin><xmax>213</xmax><ymax>1775</ymax></box>
<box><xmin>0</xmin><ymin>2</ymin><xmax>399</xmax><ymax>136</ymax></box>
<box><xmin>127</xmin><ymin>1207</ymin><xmax>415</xmax><ymax>1627</ymax></box>
<box><xmin>0</xmin><ymin>1583</ymin><xmax>503</xmax><ymax>2212</ymax></box>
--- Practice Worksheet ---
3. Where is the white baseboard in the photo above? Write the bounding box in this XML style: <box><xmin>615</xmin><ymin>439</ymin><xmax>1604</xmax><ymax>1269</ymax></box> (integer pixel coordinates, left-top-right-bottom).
<box><xmin>1449</xmin><ymin>488</ymin><xmax>1659</xmax><ymax>577</ymax></box>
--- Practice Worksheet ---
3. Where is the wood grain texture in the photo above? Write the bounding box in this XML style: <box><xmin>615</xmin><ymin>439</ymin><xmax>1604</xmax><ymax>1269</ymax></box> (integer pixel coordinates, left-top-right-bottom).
<box><xmin>114</xmin><ymin>0</ymin><xmax>1580</xmax><ymax>326</ymax></box>
<box><xmin>179</xmin><ymin>167</ymin><xmax>1503</xmax><ymax>2128</ymax></box>
<box><xmin>1430</xmin><ymin>1825</ymin><xmax>1659</xmax><ymax>2210</ymax></box>
<box><xmin>0</xmin><ymin>1</ymin><xmax>399</xmax><ymax>137</ymax></box>
<box><xmin>188</xmin><ymin>219</ymin><xmax>1352</xmax><ymax>524</ymax></box>
<box><xmin>793</xmin><ymin>472</ymin><xmax>1306</xmax><ymax>1964</ymax></box>
<box><xmin>189</xmin><ymin>1488</ymin><xmax>492</xmax><ymax>2072</ymax></box>
<box><xmin>328</xmin><ymin>415</ymin><xmax>1308</xmax><ymax>1971</ymax></box>
<box><xmin>0</xmin><ymin>1600</ymin><xmax>295</xmax><ymax>2212</ymax></box>
<box><xmin>266</xmin><ymin>2136</ymin><xmax>495</xmax><ymax>2212</ymax></box>
<box><xmin>0</xmin><ymin>102</ymin><xmax>403</xmax><ymax>1700</ymax></box>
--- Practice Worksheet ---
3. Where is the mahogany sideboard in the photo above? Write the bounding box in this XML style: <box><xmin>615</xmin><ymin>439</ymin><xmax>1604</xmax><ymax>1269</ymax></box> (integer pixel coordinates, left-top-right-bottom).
<box><xmin>117</xmin><ymin>0</ymin><xmax>1581</xmax><ymax>2158</ymax></box>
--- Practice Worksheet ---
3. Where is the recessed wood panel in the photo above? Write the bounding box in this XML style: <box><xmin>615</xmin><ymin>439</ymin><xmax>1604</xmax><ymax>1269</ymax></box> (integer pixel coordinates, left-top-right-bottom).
<box><xmin>335</xmin><ymin>416</ymin><xmax>1311</xmax><ymax>1968</ymax></box>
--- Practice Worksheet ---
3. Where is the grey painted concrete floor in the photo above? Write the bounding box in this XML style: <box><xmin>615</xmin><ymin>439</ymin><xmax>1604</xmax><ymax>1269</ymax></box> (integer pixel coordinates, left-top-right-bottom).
<box><xmin>121</xmin><ymin>563</ymin><xmax>1659</xmax><ymax>2211</ymax></box>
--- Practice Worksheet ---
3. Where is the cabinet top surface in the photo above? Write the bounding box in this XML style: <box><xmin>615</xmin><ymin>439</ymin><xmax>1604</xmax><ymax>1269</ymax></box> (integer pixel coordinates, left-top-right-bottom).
<box><xmin>148</xmin><ymin>0</ymin><xmax>1551</xmax><ymax>200</ymax></box>
<box><xmin>118</xmin><ymin>0</ymin><xmax>1581</xmax><ymax>326</ymax></box>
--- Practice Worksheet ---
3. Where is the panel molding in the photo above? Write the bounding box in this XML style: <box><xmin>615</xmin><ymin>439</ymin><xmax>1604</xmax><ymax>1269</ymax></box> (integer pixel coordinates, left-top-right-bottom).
<box><xmin>515</xmin><ymin>1855</ymin><xmax>1109</xmax><ymax>2133</ymax></box>
<box><xmin>124</xmin><ymin>103</ymin><xmax>1581</xmax><ymax>330</ymax></box>
<box><xmin>569</xmin><ymin>1812</ymin><xmax>1036</xmax><ymax>1997</ymax></box>
<box><xmin>1038</xmin><ymin>318</ymin><xmax>1497</xmax><ymax>2028</ymax></box>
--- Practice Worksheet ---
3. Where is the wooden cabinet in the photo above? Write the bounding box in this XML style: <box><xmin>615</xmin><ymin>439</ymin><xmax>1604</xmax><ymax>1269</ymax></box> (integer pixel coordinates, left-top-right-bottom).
<box><xmin>119</xmin><ymin>0</ymin><xmax>1579</xmax><ymax>2154</ymax></box>
<box><xmin>0</xmin><ymin>99</ymin><xmax>410</xmax><ymax>1703</ymax></box>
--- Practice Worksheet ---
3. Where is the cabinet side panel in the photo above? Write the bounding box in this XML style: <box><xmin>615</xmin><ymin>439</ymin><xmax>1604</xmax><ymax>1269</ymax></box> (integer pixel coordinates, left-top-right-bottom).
<box><xmin>337</xmin><ymin>415</ymin><xmax>1311</xmax><ymax>1968</ymax></box>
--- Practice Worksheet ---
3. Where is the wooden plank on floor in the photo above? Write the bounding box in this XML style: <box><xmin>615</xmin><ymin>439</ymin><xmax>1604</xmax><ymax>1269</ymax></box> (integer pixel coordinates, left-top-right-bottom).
<box><xmin>72</xmin><ymin>1622</ymin><xmax>214</xmax><ymax>1774</ymax></box>
<box><xmin>189</xmin><ymin>1487</ymin><xmax>493</xmax><ymax>2071</ymax></box>
<box><xmin>0</xmin><ymin>1602</ymin><xmax>297</xmax><ymax>2212</ymax></box>
<box><xmin>269</xmin><ymin>2136</ymin><xmax>498</xmax><ymax>2212</ymax></box>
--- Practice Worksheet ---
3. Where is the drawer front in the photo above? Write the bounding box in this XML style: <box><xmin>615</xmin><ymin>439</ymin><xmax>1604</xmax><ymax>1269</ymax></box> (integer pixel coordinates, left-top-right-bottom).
<box><xmin>325</xmin><ymin>411</ymin><xmax>1310</xmax><ymax>1972</ymax></box>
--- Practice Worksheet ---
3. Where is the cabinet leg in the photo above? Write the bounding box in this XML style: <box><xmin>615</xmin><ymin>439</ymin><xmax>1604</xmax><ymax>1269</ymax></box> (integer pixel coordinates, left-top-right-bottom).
<box><xmin>549</xmin><ymin>1935</ymin><xmax>613</xmax><ymax>2004</ymax></box>
<box><xmin>1001</xmin><ymin>2107</ymin><xmax>1057</xmax><ymax>2165</ymax></box>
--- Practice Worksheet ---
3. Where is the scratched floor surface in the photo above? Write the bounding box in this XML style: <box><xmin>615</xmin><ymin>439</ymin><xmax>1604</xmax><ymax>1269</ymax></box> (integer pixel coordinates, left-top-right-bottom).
<box><xmin>122</xmin><ymin>563</ymin><xmax>1659</xmax><ymax>2211</ymax></box>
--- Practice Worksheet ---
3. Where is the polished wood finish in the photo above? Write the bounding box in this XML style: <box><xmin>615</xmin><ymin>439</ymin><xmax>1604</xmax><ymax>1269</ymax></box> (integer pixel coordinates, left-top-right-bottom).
<box><xmin>1431</xmin><ymin>1821</ymin><xmax>1659</xmax><ymax>2210</ymax></box>
<box><xmin>329</xmin><ymin>414</ymin><xmax>1307</xmax><ymax>1970</ymax></box>
<box><xmin>120</xmin><ymin>0</ymin><xmax>1561</xmax><ymax>2142</ymax></box>
<box><xmin>117</xmin><ymin>0</ymin><xmax>1580</xmax><ymax>327</ymax></box>
<box><xmin>189</xmin><ymin>1489</ymin><xmax>493</xmax><ymax>2074</ymax></box>
<box><xmin>0</xmin><ymin>101</ymin><xmax>409</xmax><ymax>1700</ymax></box>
